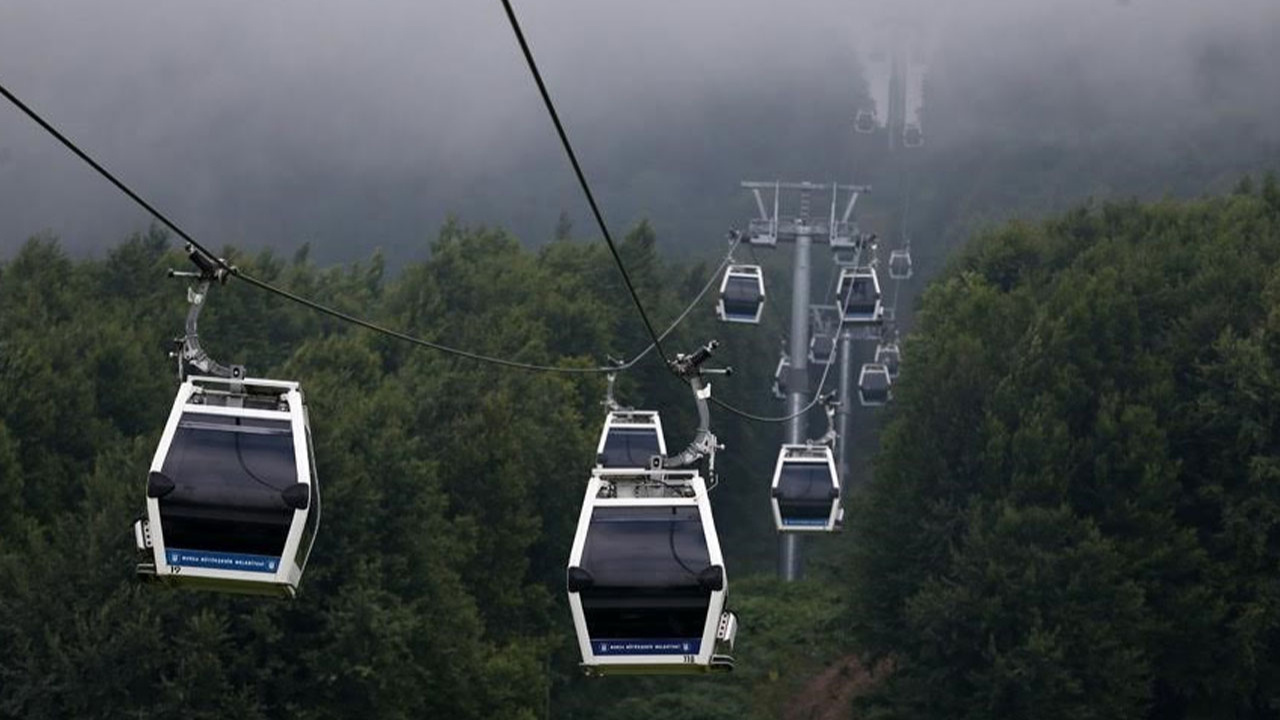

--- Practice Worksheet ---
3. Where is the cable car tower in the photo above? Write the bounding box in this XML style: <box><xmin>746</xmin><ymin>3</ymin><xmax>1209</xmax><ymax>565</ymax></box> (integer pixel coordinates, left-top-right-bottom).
<box><xmin>741</xmin><ymin>180</ymin><xmax>870</xmax><ymax>581</ymax></box>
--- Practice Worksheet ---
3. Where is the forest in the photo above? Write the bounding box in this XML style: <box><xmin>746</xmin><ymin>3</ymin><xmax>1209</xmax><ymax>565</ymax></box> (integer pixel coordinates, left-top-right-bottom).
<box><xmin>850</xmin><ymin>176</ymin><xmax>1280</xmax><ymax>719</ymax></box>
<box><xmin>0</xmin><ymin>219</ymin><xmax>839</xmax><ymax>719</ymax></box>
<box><xmin>1</xmin><ymin>175</ymin><xmax>1279</xmax><ymax>718</ymax></box>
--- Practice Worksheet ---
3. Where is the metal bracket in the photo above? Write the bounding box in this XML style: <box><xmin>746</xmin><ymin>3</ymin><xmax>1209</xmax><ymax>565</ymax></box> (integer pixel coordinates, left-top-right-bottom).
<box><xmin>662</xmin><ymin>341</ymin><xmax>731</xmax><ymax>473</ymax></box>
<box><xmin>168</xmin><ymin>244</ymin><xmax>245</xmax><ymax>383</ymax></box>
<box><xmin>807</xmin><ymin>391</ymin><xmax>840</xmax><ymax>448</ymax></box>
<box><xmin>725</xmin><ymin>228</ymin><xmax>743</xmax><ymax>263</ymax></box>
<box><xmin>601</xmin><ymin>357</ymin><xmax>631</xmax><ymax>413</ymax></box>
<box><xmin>742</xmin><ymin>181</ymin><xmax>871</xmax><ymax>248</ymax></box>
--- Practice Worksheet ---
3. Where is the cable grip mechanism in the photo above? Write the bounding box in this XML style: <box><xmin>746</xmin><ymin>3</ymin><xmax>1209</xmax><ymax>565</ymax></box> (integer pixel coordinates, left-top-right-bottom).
<box><xmin>807</xmin><ymin>391</ymin><xmax>840</xmax><ymax>448</ymax></box>
<box><xmin>661</xmin><ymin>341</ymin><xmax>732</xmax><ymax>475</ymax></box>
<box><xmin>601</xmin><ymin>356</ymin><xmax>630</xmax><ymax>413</ymax></box>
<box><xmin>168</xmin><ymin>244</ymin><xmax>244</xmax><ymax>383</ymax></box>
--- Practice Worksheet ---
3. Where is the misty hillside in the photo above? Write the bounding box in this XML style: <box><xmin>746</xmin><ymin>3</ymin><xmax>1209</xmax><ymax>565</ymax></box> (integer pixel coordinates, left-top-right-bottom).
<box><xmin>2</xmin><ymin>1</ymin><xmax>1280</xmax><ymax>719</ymax></box>
<box><xmin>2</xmin><ymin>1</ymin><xmax>1278</xmax><ymax>269</ymax></box>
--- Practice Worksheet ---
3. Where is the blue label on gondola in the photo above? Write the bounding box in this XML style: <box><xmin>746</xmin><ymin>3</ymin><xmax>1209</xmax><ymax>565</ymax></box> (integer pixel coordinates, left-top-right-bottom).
<box><xmin>783</xmin><ymin>518</ymin><xmax>829</xmax><ymax>526</ymax></box>
<box><xmin>592</xmin><ymin>639</ymin><xmax>701</xmax><ymax>655</ymax></box>
<box><xmin>166</xmin><ymin>548</ymin><xmax>280</xmax><ymax>573</ymax></box>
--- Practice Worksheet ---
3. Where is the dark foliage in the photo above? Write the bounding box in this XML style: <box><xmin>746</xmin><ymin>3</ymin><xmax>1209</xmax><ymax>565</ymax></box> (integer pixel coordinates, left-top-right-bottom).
<box><xmin>847</xmin><ymin>184</ymin><xmax>1280</xmax><ymax>719</ymax></box>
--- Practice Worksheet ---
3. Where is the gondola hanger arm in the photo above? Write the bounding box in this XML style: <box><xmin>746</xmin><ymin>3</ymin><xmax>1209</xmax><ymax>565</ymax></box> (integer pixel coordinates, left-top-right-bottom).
<box><xmin>807</xmin><ymin>392</ymin><xmax>840</xmax><ymax>448</ymax></box>
<box><xmin>169</xmin><ymin>244</ymin><xmax>244</xmax><ymax>382</ymax></box>
<box><xmin>660</xmin><ymin>341</ymin><xmax>731</xmax><ymax>472</ymax></box>
<box><xmin>601</xmin><ymin>356</ymin><xmax>633</xmax><ymax>413</ymax></box>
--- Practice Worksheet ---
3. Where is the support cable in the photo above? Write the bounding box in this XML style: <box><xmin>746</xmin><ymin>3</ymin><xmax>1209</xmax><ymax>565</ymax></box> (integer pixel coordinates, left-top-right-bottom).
<box><xmin>498</xmin><ymin>0</ymin><xmax>670</xmax><ymax>368</ymax></box>
<box><xmin>709</xmin><ymin>343</ymin><xmax>838</xmax><ymax>424</ymax></box>
<box><xmin>709</xmin><ymin>271</ymin><xmax>856</xmax><ymax>424</ymax></box>
<box><xmin>0</xmin><ymin>78</ymin><xmax>733</xmax><ymax>375</ymax></box>
<box><xmin>624</xmin><ymin>234</ymin><xmax>741</xmax><ymax>368</ymax></box>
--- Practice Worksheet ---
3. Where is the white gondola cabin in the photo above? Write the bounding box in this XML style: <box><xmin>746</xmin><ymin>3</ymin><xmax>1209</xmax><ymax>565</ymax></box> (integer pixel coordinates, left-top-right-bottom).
<box><xmin>809</xmin><ymin>333</ymin><xmax>835</xmax><ymax>365</ymax></box>
<box><xmin>875</xmin><ymin>342</ymin><xmax>901</xmax><ymax>380</ymax></box>
<box><xmin>769</xmin><ymin>445</ymin><xmax>842</xmax><ymax>532</ymax></box>
<box><xmin>837</xmin><ymin>267</ymin><xmax>884</xmax><ymax>326</ymax></box>
<box><xmin>596</xmin><ymin>411</ymin><xmax>667</xmax><ymax>469</ymax></box>
<box><xmin>772</xmin><ymin>354</ymin><xmax>791</xmax><ymax>400</ymax></box>
<box><xmin>567</xmin><ymin>468</ymin><xmax>737</xmax><ymax>675</ymax></box>
<box><xmin>858</xmin><ymin>363</ymin><xmax>892</xmax><ymax>407</ymax></box>
<box><xmin>135</xmin><ymin>375</ymin><xmax>319</xmax><ymax>597</ymax></box>
<box><xmin>716</xmin><ymin>265</ymin><xmax>766</xmax><ymax>324</ymax></box>
<box><xmin>747</xmin><ymin>218</ymin><xmax>777</xmax><ymax>247</ymax></box>
<box><xmin>888</xmin><ymin>248</ymin><xmax>913</xmax><ymax>280</ymax></box>
<box><xmin>854</xmin><ymin>109</ymin><xmax>877</xmax><ymax>134</ymax></box>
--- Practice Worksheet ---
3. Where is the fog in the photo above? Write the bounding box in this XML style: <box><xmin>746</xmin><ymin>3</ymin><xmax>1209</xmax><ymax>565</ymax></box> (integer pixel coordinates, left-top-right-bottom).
<box><xmin>1</xmin><ymin>0</ymin><xmax>1277</xmax><ymax>266</ymax></box>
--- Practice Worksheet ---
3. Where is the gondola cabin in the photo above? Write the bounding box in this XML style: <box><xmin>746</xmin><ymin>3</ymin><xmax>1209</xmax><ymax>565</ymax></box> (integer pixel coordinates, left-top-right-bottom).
<box><xmin>716</xmin><ymin>265</ymin><xmax>766</xmax><ymax>324</ymax></box>
<box><xmin>772</xmin><ymin>354</ymin><xmax>791</xmax><ymax>400</ymax></box>
<box><xmin>747</xmin><ymin>219</ymin><xmax>777</xmax><ymax>247</ymax></box>
<box><xmin>769</xmin><ymin>445</ymin><xmax>842</xmax><ymax>532</ymax></box>
<box><xmin>809</xmin><ymin>333</ymin><xmax>835</xmax><ymax>365</ymax></box>
<box><xmin>837</xmin><ymin>267</ymin><xmax>884</xmax><ymax>326</ymax></box>
<box><xmin>888</xmin><ymin>249</ymin><xmax>913</xmax><ymax>280</ymax></box>
<box><xmin>567</xmin><ymin>468</ymin><xmax>737</xmax><ymax>675</ymax></box>
<box><xmin>833</xmin><ymin>249</ymin><xmax>859</xmax><ymax>266</ymax></box>
<box><xmin>858</xmin><ymin>363</ymin><xmax>892</xmax><ymax>407</ymax></box>
<box><xmin>854</xmin><ymin>109</ymin><xmax>877</xmax><ymax>134</ymax></box>
<box><xmin>134</xmin><ymin>375</ymin><xmax>319</xmax><ymax>598</ymax></box>
<box><xmin>596</xmin><ymin>411</ymin><xmax>667</xmax><ymax>468</ymax></box>
<box><xmin>875</xmin><ymin>342</ymin><xmax>901</xmax><ymax>379</ymax></box>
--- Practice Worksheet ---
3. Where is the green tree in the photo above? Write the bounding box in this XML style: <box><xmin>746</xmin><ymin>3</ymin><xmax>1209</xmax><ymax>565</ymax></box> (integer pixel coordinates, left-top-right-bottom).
<box><xmin>846</xmin><ymin>193</ymin><xmax>1280</xmax><ymax>719</ymax></box>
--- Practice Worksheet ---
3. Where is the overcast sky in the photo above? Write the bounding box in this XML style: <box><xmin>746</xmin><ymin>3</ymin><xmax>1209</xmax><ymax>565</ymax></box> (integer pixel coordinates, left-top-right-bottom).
<box><xmin>1</xmin><ymin>0</ymin><xmax>1277</xmax><ymax>265</ymax></box>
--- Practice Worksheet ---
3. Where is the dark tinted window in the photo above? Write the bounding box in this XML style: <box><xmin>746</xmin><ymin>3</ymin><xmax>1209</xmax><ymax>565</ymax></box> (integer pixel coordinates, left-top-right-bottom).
<box><xmin>841</xmin><ymin>277</ymin><xmax>878</xmax><ymax>313</ymax></box>
<box><xmin>724</xmin><ymin>275</ymin><xmax>762</xmax><ymax>301</ymax></box>
<box><xmin>882</xmin><ymin>351</ymin><xmax>900</xmax><ymax>375</ymax></box>
<box><xmin>777</xmin><ymin>462</ymin><xmax>836</xmax><ymax>522</ymax></box>
<box><xmin>580</xmin><ymin>506</ymin><xmax>713</xmax><ymax>640</ymax></box>
<box><xmin>722</xmin><ymin>277</ymin><xmax>763</xmax><ymax>319</ymax></box>
<box><xmin>159</xmin><ymin>413</ymin><xmax>298</xmax><ymax>556</ymax></box>
<box><xmin>812</xmin><ymin>336</ymin><xmax>834</xmax><ymax>359</ymax></box>
<box><xmin>582</xmin><ymin>506</ymin><xmax>710</xmax><ymax>586</ymax></box>
<box><xmin>861</xmin><ymin>370</ymin><xmax>891</xmax><ymax>403</ymax></box>
<box><xmin>862</xmin><ymin>370</ymin><xmax>890</xmax><ymax>392</ymax></box>
<box><xmin>722</xmin><ymin>301</ymin><xmax>761</xmax><ymax>318</ymax></box>
<box><xmin>600</xmin><ymin>428</ymin><xmax>662</xmax><ymax>468</ymax></box>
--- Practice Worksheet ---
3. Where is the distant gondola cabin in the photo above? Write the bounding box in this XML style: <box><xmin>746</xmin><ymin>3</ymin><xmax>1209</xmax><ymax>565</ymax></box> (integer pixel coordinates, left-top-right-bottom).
<box><xmin>837</xmin><ymin>267</ymin><xmax>884</xmax><ymax>326</ymax></box>
<box><xmin>888</xmin><ymin>248</ymin><xmax>913</xmax><ymax>280</ymax></box>
<box><xmin>858</xmin><ymin>363</ymin><xmax>892</xmax><ymax>407</ymax></box>
<box><xmin>596</xmin><ymin>410</ymin><xmax>667</xmax><ymax>468</ymax></box>
<box><xmin>716</xmin><ymin>265</ymin><xmax>766</xmax><ymax>324</ymax></box>
<box><xmin>769</xmin><ymin>445</ymin><xmax>842</xmax><ymax>532</ymax></box>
